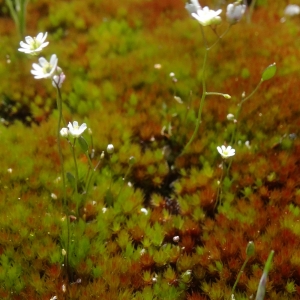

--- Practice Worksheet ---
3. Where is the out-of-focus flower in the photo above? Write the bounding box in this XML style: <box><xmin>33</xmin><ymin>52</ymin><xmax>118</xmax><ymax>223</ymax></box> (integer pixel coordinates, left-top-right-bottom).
<box><xmin>31</xmin><ymin>54</ymin><xmax>58</xmax><ymax>79</ymax></box>
<box><xmin>185</xmin><ymin>0</ymin><xmax>201</xmax><ymax>15</ymax></box>
<box><xmin>226</xmin><ymin>2</ymin><xmax>246</xmax><ymax>24</ymax></box>
<box><xmin>192</xmin><ymin>6</ymin><xmax>222</xmax><ymax>26</ymax></box>
<box><xmin>52</xmin><ymin>67</ymin><xmax>66</xmax><ymax>88</ymax></box>
<box><xmin>60</xmin><ymin>127</ymin><xmax>69</xmax><ymax>137</ymax></box>
<box><xmin>284</xmin><ymin>4</ymin><xmax>300</xmax><ymax>17</ymax></box>
<box><xmin>217</xmin><ymin>145</ymin><xmax>235</xmax><ymax>159</ymax></box>
<box><xmin>107</xmin><ymin>144</ymin><xmax>114</xmax><ymax>154</ymax></box>
<box><xmin>67</xmin><ymin>121</ymin><xmax>87</xmax><ymax>138</ymax></box>
<box><xmin>227</xmin><ymin>113</ymin><xmax>235</xmax><ymax>121</ymax></box>
<box><xmin>141</xmin><ymin>208</ymin><xmax>148</xmax><ymax>215</ymax></box>
<box><xmin>18</xmin><ymin>32</ymin><xmax>49</xmax><ymax>55</ymax></box>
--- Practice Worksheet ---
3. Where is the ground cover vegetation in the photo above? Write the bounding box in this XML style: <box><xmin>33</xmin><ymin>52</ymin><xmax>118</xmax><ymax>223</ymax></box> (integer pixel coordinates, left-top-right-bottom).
<box><xmin>0</xmin><ymin>0</ymin><xmax>300</xmax><ymax>299</ymax></box>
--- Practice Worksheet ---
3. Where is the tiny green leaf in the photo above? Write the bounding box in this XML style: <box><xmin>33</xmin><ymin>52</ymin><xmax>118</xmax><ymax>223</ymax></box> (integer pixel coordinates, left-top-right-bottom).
<box><xmin>261</xmin><ymin>63</ymin><xmax>276</xmax><ymax>81</ymax></box>
<box><xmin>78</xmin><ymin>136</ymin><xmax>89</xmax><ymax>153</ymax></box>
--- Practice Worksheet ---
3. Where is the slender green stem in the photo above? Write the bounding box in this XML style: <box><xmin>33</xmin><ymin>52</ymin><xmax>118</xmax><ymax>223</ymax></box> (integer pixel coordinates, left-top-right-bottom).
<box><xmin>116</xmin><ymin>164</ymin><xmax>133</xmax><ymax>201</ymax></box>
<box><xmin>54</xmin><ymin>83</ymin><xmax>71</xmax><ymax>281</ymax></box>
<box><xmin>208</xmin><ymin>25</ymin><xmax>231</xmax><ymax>51</ymax></box>
<box><xmin>247</xmin><ymin>0</ymin><xmax>257</xmax><ymax>24</ymax></box>
<box><xmin>181</xmin><ymin>28</ymin><xmax>208</xmax><ymax>154</ymax></box>
<box><xmin>215</xmin><ymin>160</ymin><xmax>225</xmax><ymax>209</ymax></box>
<box><xmin>71</xmin><ymin>139</ymin><xmax>80</xmax><ymax>216</ymax></box>
<box><xmin>230</xmin><ymin>257</ymin><xmax>250</xmax><ymax>299</ymax></box>
<box><xmin>230</xmin><ymin>79</ymin><xmax>263</xmax><ymax>146</ymax></box>
<box><xmin>181</xmin><ymin>25</ymin><xmax>232</xmax><ymax>155</ymax></box>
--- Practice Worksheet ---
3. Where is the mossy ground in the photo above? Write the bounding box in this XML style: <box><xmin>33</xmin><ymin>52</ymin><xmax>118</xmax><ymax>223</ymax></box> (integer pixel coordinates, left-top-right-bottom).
<box><xmin>0</xmin><ymin>0</ymin><xmax>300</xmax><ymax>299</ymax></box>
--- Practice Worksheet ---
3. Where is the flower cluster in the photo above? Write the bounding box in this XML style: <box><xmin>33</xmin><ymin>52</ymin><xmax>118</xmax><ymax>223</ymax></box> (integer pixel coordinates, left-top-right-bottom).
<box><xmin>185</xmin><ymin>0</ymin><xmax>246</xmax><ymax>26</ymax></box>
<box><xmin>18</xmin><ymin>32</ymin><xmax>65</xmax><ymax>88</ymax></box>
<box><xmin>60</xmin><ymin>121</ymin><xmax>87</xmax><ymax>138</ymax></box>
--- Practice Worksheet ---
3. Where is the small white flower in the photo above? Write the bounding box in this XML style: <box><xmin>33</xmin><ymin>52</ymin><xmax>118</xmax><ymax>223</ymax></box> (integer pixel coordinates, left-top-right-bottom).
<box><xmin>107</xmin><ymin>144</ymin><xmax>114</xmax><ymax>154</ymax></box>
<box><xmin>192</xmin><ymin>6</ymin><xmax>222</xmax><ymax>26</ymax></box>
<box><xmin>173</xmin><ymin>236</ymin><xmax>180</xmax><ymax>243</ymax></box>
<box><xmin>31</xmin><ymin>54</ymin><xmax>58</xmax><ymax>79</ymax></box>
<box><xmin>284</xmin><ymin>4</ymin><xmax>300</xmax><ymax>17</ymax></box>
<box><xmin>227</xmin><ymin>113</ymin><xmax>235</xmax><ymax>121</ymax></box>
<box><xmin>51</xmin><ymin>193</ymin><xmax>58</xmax><ymax>200</ymax></box>
<box><xmin>60</xmin><ymin>127</ymin><xmax>69</xmax><ymax>137</ymax></box>
<box><xmin>67</xmin><ymin>121</ymin><xmax>87</xmax><ymax>138</ymax></box>
<box><xmin>141</xmin><ymin>208</ymin><xmax>148</xmax><ymax>215</ymax></box>
<box><xmin>226</xmin><ymin>3</ymin><xmax>246</xmax><ymax>24</ymax></box>
<box><xmin>18</xmin><ymin>32</ymin><xmax>49</xmax><ymax>55</ymax></box>
<box><xmin>217</xmin><ymin>145</ymin><xmax>235</xmax><ymax>159</ymax></box>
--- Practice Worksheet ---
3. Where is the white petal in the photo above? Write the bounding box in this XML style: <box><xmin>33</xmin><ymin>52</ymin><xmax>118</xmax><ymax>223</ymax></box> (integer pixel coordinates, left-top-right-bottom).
<box><xmin>19</xmin><ymin>41</ymin><xmax>31</xmax><ymax>49</ymax></box>
<box><xmin>36</xmin><ymin>32</ymin><xmax>43</xmax><ymax>41</ymax></box>
<box><xmin>31</xmin><ymin>63</ymin><xmax>43</xmax><ymax>71</ymax></box>
<box><xmin>41</xmin><ymin>32</ymin><xmax>48</xmax><ymax>43</ymax></box>
<box><xmin>41</xmin><ymin>41</ymin><xmax>49</xmax><ymax>48</ymax></box>
<box><xmin>25</xmin><ymin>36</ymin><xmax>33</xmax><ymax>44</ymax></box>
<box><xmin>38</xmin><ymin>57</ymin><xmax>48</xmax><ymax>66</ymax></box>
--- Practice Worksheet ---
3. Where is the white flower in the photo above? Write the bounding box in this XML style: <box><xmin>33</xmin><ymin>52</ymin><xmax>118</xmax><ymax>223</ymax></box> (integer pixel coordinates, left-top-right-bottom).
<box><xmin>284</xmin><ymin>4</ymin><xmax>300</xmax><ymax>17</ymax></box>
<box><xmin>18</xmin><ymin>32</ymin><xmax>49</xmax><ymax>55</ymax></box>
<box><xmin>60</xmin><ymin>127</ymin><xmax>69</xmax><ymax>137</ymax></box>
<box><xmin>217</xmin><ymin>145</ymin><xmax>235</xmax><ymax>159</ymax></box>
<box><xmin>31</xmin><ymin>54</ymin><xmax>58</xmax><ymax>79</ymax></box>
<box><xmin>226</xmin><ymin>3</ymin><xmax>246</xmax><ymax>24</ymax></box>
<box><xmin>227</xmin><ymin>113</ymin><xmax>235</xmax><ymax>121</ymax></box>
<box><xmin>192</xmin><ymin>6</ymin><xmax>222</xmax><ymax>26</ymax></box>
<box><xmin>67</xmin><ymin>121</ymin><xmax>87</xmax><ymax>138</ymax></box>
<box><xmin>185</xmin><ymin>0</ymin><xmax>201</xmax><ymax>15</ymax></box>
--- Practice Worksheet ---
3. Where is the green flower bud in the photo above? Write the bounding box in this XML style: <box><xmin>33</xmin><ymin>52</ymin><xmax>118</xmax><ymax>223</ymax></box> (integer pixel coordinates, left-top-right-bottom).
<box><xmin>246</xmin><ymin>241</ymin><xmax>255</xmax><ymax>257</ymax></box>
<box><xmin>129</xmin><ymin>156</ymin><xmax>136</xmax><ymax>165</ymax></box>
<box><xmin>261</xmin><ymin>63</ymin><xmax>276</xmax><ymax>81</ymax></box>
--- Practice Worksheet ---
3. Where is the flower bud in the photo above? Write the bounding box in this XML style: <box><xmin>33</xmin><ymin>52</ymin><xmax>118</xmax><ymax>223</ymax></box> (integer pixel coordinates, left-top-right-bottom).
<box><xmin>60</xmin><ymin>127</ymin><xmax>69</xmax><ymax>137</ymax></box>
<box><xmin>107</xmin><ymin>144</ymin><xmax>114</xmax><ymax>154</ymax></box>
<box><xmin>227</xmin><ymin>113</ymin><xmax>235</xmax><ymax>121</ymax></box>
<box><xmin>129</xmin><ymin>156</ymin><xmax>136</xmax><ymax>165</ymax></box>
<box><xmin>226</xmin><ymin>3</ymin><xmax>246</xmax><ymax>25</ymax></box>
<box><xmin>246</xmin><ymin>241</ymin><xmax>255</xmax><ymax>257</ymax></box>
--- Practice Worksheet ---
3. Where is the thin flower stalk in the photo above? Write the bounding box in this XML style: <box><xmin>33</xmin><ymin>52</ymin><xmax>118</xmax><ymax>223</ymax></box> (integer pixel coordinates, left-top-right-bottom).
<box><xmin>53</xmin><ymin>81</ymin><xmax>71</xmax><ymax>281</ymax></box>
